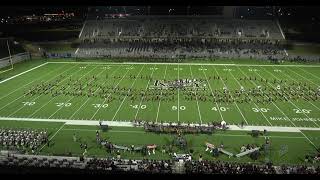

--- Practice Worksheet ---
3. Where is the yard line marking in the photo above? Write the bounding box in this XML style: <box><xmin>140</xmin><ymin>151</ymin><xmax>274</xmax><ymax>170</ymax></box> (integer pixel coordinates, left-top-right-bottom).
<box><xmin>69</xmin><ymin>66</ymin><xmax>121</xmax><ymax>119</ymax></box>
<box><xmin>48</xmin><ymin>66</ymin><xmax>101</xmax><ymax>119</ymax></box>
<box><xmin>177</xmin><ymin>64</ymin><xmax>180</xmax><ymax>122</ymax></box>
<box><xmin>260</xmin><ymin>66</ymin><xmax>320</xmax><ymax>128</ymax></box>
<box><xmin>90</xmin><ymin>67</ymin><xmax>131</xmax><ymax>120</ymax></box>
<box><xmin>285</xmin><ymin>67</ymin><xmax>319</xmax><ymax>87</ymax></box>
<box><xmin>298</xmin><ymin>67</ymin><xmax>320</xmax><ymax>81</ymax></box>
<box><xmin>228</xmin><ymin>65</ymin><xmax>272</xmax><ymax>126</ymax></box>
<box><xmin>26</xmin><ymin>65</ymin><xmax>85</xmax><ymax>118</ymax></box>
<box><xmin>8</xmin><ymin>65</ymin><xmax>82</xmax><ymax>117</ymax></box>
<box><xmin>189</xmin><ymin>65</ymin><xmax>202</xmax><ymax>124</ymax></box>
<box><xmin>0</xmin><ymin>64</ymin><xmax>78</xmax><ymax>113</ymax></box>
<box><xmin>0</xmin><ymin>62</ymin><xmax>48</xmax><ymax>84</ymax></box>
<box><xmin>212</xmin><ymin>66</ymin><xmax>248</xmax><ymax>125</ymax></box>
<box><xmin>134</xmin><ymin>65</ymin><xmax>156</xmax><ymax>120</ymax></box>
<box><xmin>47</xmin><ymin>61</ymin><xmax>320</xmax><ymax>68</ymax></box>
<box><xmin>201</xmin><ymin>65</ymin><xmax>225</xmax><ymax>122</ymax></box>
<box><xmin>111</xmin><ymin>65</ymin><xmax>145</xmax><ymax>121</ymax></box>
<box><xmin>156</xmin><ymin>65</ymin><xmax>168</xmax><ymax>123</ymax></box>
<box><xmin>39</xmin><ymin>123</ymin><xmax>65</xmax><ymax>152</ymax></box>
<box><xmin>273</xmin><ymin>67</ymin><xmax>320</xmax><ymax>111</ymax></box>
<box><xmin>251</xmin><ymin>66</ymin><xmax>319</xmax><ymax>149</ymax></box>
<box><xmin>0</xmin><ymin>63</ymin><xmax>68</xmax><ymax>101</ymax></box>
<box><xmin>237</xmin><ymin>66</ymin><xmax>297</xmax><ymax>127</ymax></box>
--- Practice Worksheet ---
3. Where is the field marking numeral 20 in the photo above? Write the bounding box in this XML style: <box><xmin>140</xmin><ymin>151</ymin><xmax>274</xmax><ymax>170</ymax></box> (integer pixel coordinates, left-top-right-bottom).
<box><xmin>56</xmin><ymin>103</ymin><xmax>72</xmax><ymax>107</ymax></box>
<box><xmin>212</xmin><ymin>106</ymin><xmax>229</xmax><ymax>111</ymax></box>
<box><xmin>92</xmin><ymin>104</ymin><xmax>108</xmax><ymax>108</ymax></box>
<box><xmin>294</xmin><ymin>109</ymin><xmax>311</xmax><ymax>114</ymax></box>
<box><xmin>22</xmin><ymin>101</ymin><xmax>35</xmax><ymax>106</ymax></box>
<box><xmin>252</xmin><ymin>108</ymin><xmax>270</xmax><ymax>112</ymax></box>
<box><xmin>172</xmin><ymin>106</ymin><xmax>186</xmax><ymax>111</ymax></box>
<box><xmin>130</xmin><ymin>104</ymin><xmax>146</xmax><ymax>109</ymax></box>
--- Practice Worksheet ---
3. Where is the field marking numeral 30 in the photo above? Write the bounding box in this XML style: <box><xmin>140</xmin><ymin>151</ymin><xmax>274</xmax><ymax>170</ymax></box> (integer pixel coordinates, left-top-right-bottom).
<box><xmin>22</xmin><ymin>101</ymin><xmax>35</xmax><ymax>106</ymax></box>
<box><xmin>56</xmin><ymin>103</ymin><xmax>72</xmax><ymax>107</ymax></box>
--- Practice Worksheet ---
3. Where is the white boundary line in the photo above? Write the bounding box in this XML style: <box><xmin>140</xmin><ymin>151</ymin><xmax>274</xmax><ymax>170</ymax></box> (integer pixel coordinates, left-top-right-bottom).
<box><xmin>0</xmin><ymin>62</ymin><xmax>48</xmax><ymax>84</ymax></box>
<box><xmin>46</xmin><ymin>61</ymin><xmax>320</xmax><ymax>68</ymax></box>
<box><xmin>1</xmin><ymin>116</ymin><xmax>320</xmax><ymax>133</ymax></box>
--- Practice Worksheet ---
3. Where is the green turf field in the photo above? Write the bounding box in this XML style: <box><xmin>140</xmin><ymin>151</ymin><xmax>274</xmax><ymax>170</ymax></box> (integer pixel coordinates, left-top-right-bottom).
<box><xmin>0</xmin><ymin>61</ymin><xmax>320</xmax><ymax>127</ymax></box>
<box><xmin>0</xmin><ymin>59</ymin><xmax>320</xmax><ymax>165</ymax></box>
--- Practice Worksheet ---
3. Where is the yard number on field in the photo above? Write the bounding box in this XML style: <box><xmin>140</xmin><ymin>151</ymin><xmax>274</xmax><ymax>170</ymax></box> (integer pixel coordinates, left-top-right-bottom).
<box><xmin>56</xmin><ymin>102</ymin><xmax>72</xmax><ymax>107</ymax></box>
<box><xmin>174</xmin><ymin>68</ymin><xmax>183</xmax><ymax>71</ymax></box>
<box><xmin>149</xmin><ymin>67</ymin><xmax>158</xmax><ymax>70</ymax></box>
<box><xmin>248</xmin><ymin>69</ymin><xmax>259</xmax><ymax>72</ymax></box>
<box><xmin>212</xmin><ymin>106</ymin><xmax>229</xmax><ymax>111</ymax></box>
<box><xmin>101</xmin><ymin>66</ymin><xmax>111</xmax><ymax>70</ymax></box>
<box><xmin>92</xmin><ymin>104</ymin><xmax>108</xmax><ymax>108</ymax></box>
<box><xmin>252</xmin><ymin>107</ymin><xmax>270</xmax><ymax>112</ymax></box>
<box><xmin>223</xmin><ymin>68</ymin><xmax>233</xmax><ymax>72</ymax></box>
<box><xmin>130</xmin><ymin>104</ymin><xmax>146</xmax><ymax>109</ymax></box>
<box><xmin>22</xmin><ymin>101</ymin><xmax>35</xmax><ymax>106</ymax></box>
<box><xmin>172</xmin><ymin>106</ymin><xmax>186</xmax><ymax>111</ymax></box>
<box><xmin>293</xmin><ymin>109</ymin><xmax>312</xmax><ymax>114</ymax></box>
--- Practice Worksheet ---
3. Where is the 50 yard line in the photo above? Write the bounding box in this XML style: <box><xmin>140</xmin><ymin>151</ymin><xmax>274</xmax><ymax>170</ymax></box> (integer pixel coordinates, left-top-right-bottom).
<box><xmin>177</xmin><ymin>64</ymin><xmax>180</xmax><ymax>122</ymax></box>
<box><xmin>155</xmin><ymin>65</ymin><xmax>168</xmax><ymax>123</ymax></box>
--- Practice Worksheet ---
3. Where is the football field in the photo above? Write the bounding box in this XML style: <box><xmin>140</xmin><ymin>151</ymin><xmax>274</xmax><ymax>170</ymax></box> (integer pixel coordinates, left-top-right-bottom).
<box><xmin>0</xmin><ymin>60</ymin><xmax>320</xmax><ymax>128</ymax></box>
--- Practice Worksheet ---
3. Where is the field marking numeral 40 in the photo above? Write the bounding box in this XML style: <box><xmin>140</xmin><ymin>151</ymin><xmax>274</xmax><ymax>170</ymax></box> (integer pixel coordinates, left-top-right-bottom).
<box><xmin>212</xmin><ymin>106</ymin><xmax>229</xmax><ymax>111</ymax></box>
<box><xmin>92</xmin><ymin>104</ymin><xmax>108</xmax><ymax>108</ymax></box>
<box><xmin>56</xmin><ymin>103</ymin><xmax>72</xmax><ymax>107</ymax></box>
<box><xmin>172</xmin><ymin>106</ymin><xmax>186</xmax><ymax>111</ymax></box>
<box><xmin>131</xmin><ymin>104</ymin><xmax>146</xmax><ymax>109</ymax></box>
<box><xmin>294</xmin><ymin>109</ymin><xmax>312</xmax><ymax>114</ymax></box>
<box><xmin>252</xmin><ymin>108</ymin><xmax>270</xmax><ymax>112</ymax></box>
<box><xmin>22</xmin><ymin>101</ymin><xmax>35</xmax><ymax>106</ymax></box>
